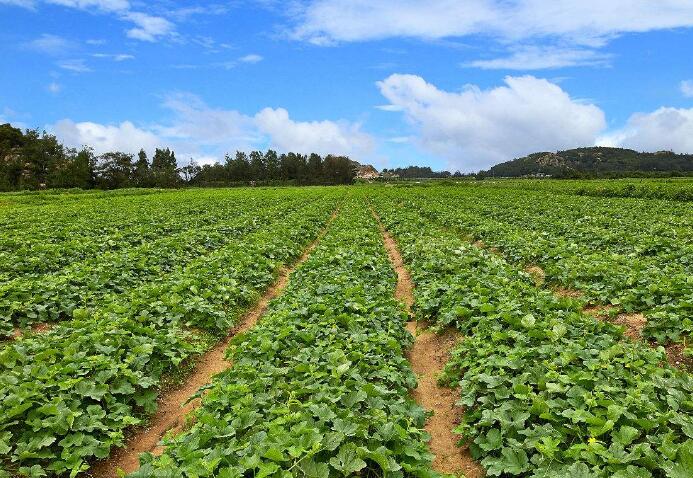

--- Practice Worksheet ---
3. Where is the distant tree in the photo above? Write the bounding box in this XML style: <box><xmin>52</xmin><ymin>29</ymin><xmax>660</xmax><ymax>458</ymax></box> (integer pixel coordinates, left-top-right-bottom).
<box><xmin>249</xmin><ymin>150</ymin><xmax>266</xmax><ymax>180</ymax></box>
<box><xmin>264</xmin><ymin>149</ymin><xmax>280</xmax><ymax>180</ymax></box>
<box><xmin>151</xmin><ymin>148</ymin><xmax>179</xmax><ymax>187</ymax></box>
<box><xmin>95</xmin><ymin>152</ymin><xmax>134</xmax><ymax>189</ymax></box>
<box><xmin>323</xmin><ymin>155</ymin><xmax>355</xmax><ymax>184</ymax></box>
<box><xmin>0</xmin><ymin>123</ymin><xmax>26</xmax><ymax>190</ymax></box>
<box><xmin>307</xmin><ymin>153</ymin><xmax>323</xmax><ymax>183</ymax></box>
<box><xmin>132</xmin><ymin>149</ymin><xmax>152</xmax><ymax>187</ymax></box>
<box><xmin>226</xmin><ymin>151</ymin><xmax>252</xmax><ymax>182</ymax></box>
<box><xmin>21</xmin><ymin>129</ymin><xmax>65</xmax><ymax>188</ymax></box>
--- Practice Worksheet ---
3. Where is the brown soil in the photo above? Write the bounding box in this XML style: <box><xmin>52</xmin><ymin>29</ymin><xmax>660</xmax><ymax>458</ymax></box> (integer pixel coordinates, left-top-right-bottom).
<box><xmin>524</xmin><ymin>265</ymin><xmax>545</xmax><ymax>286</ymax></box>
<box><xmin>664</xmin><ymin>343</ymin><xmax>693</xmax><ymax>370</ymax></box>
<box><xmin>372</xmin><ymin>209</ymin><xmax>484</xmax><ymax>478</ymax></box>
<box><xmin>10</xmin><ymin>322</ymin><xmax>53</xmax><ymax>340</ymax></box>
<box><xmin>89</xmin><ymin>209</ymin><xmax>338</xmax><ymax>478</ymax></box>
<box><xmin>554</xmin><ymin>287</ymin><xmax>584</xmax><ymax>299</ymax></box>
<box><xmin>583</xmin><ymin>304</ymin><xmax>617</xmax><ymax>319</ymax></box>
<box><xmin>612</xmin><ymin>313</ymin><xmax>647</xmax><ymax>341</ymax></box>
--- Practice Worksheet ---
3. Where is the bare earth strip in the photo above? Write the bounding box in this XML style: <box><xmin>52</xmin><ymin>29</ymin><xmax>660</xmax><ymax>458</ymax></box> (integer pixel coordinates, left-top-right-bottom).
<box><xmin>89</xmin><ymin>209</ymin><xmax>339</xmax><ymax>478</ymax></box>
<box><xmin>372</xmin><ymin>208</ymin><xmax>484</xmax><ymax>478</ymax></box>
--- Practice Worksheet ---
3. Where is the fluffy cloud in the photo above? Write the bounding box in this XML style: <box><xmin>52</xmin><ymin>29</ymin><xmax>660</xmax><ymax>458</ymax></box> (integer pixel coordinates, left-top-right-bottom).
<box><xmin>377</xmin><ymin>74</ymin><xmax>606</xmax><ymax>171</ymax></box>
<box><xmin>48</xmin><ymin>94</ymin><xmax>374</xmax><ymax>164</ymax></box>
<box><xmin>156</xmin><ymin>93</ymin><xmax>257</xmax><ymax>147</ymax></box>
<box><xmin>598</xmin><ymin>107</ymin><xmax>693</xmax><ymax>154</ymax></box>
<box><xmin>255</xmin><ymin>107</ymin><xmax>375</xmax><ymax>157</ymax></box>
<box><xmin>682</xmin><ymin>80</ymin><xmax>693</xmax><ymax>98</ymax></box>
<box><xmin>52</xmin><ymin>119</ymin><xmax>161</xmax><ymax>153</ymax></box>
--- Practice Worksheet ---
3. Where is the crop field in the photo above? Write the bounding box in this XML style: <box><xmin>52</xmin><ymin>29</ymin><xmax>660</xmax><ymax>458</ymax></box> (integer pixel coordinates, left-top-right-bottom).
<box><xmin>0</xmin><ymin>181</ymin><xmax>692</xmax><ymax>478</ymax></box>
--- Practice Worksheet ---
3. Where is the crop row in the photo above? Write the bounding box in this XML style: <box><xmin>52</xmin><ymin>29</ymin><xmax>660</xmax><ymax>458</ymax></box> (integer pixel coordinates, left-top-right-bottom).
<box><xmin>128</xmin><ymin>198</ymin><xmax>435</xmax><ymax>478</ymax></box>
<box><xmin>0</xmin><ymin>194</ymin><xmax>338</xmax><ymax>477</ymax></box>
<box><xmin>373</xmin><ymin>195</ymin><xmax>693</xmax><ymax>477</ymax></box>
<box><xmin>0</xmin><ymin>191</ymin><xmax>314</xmax><ymax>336</ymax></box>
<box><xmin>377</xmin><ymin>186</ymin><xmax>693</xmax><ymax>344</ymax></box>
<box><xmin>0</xmin><ymin>189</ymin><xmax>310</xmax><ymax>282</ymax></box>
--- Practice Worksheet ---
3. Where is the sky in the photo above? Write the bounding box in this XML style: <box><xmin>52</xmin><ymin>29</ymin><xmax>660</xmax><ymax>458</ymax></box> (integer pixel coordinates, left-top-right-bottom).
<box><xmin>1</xmin><ymin>1</ymin><xmax>693</xmax><ymax>172</ymax></box>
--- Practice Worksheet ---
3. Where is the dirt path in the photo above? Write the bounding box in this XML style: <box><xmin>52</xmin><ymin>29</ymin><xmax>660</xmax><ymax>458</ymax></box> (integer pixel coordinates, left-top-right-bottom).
<box><xmin>371</xmin><ymin>209</ymin><xmax>484</xmax><ymax>478</ymax></box>
<box><xmin>89</xmin><ymin>209</ymin><xmax>338</xmax><ymax>478</ymax></box>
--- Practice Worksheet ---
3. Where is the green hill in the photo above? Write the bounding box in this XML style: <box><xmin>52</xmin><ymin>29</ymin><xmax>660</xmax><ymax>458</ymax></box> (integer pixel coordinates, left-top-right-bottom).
<box><xmin>482</xmin><ymin>147</ymin><xmax>693</xmax><ymax>178</ymax></box>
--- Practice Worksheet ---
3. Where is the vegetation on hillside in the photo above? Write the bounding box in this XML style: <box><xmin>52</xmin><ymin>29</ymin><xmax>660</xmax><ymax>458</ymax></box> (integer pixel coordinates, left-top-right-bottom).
<box><xmin>481</xmin><ymin>147</ymin><xmax>693</xmax><ymax>178</ymax></box>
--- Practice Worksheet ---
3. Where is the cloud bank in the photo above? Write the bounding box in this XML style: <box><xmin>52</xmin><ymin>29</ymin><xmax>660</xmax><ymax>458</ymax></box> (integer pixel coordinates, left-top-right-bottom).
<box><xmin>48</xmin><ymin>94</ymin><xmax>375</xmax><ymax>165</ymax></box>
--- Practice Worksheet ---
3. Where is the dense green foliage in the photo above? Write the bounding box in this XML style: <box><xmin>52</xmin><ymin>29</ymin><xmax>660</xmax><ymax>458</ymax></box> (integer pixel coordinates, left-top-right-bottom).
<box><xmin>458</xmin><ymin>178</ymin><xmax>693</xmax><ymax>201</ymax></box>
<box><xmin>372</xmin><ymin>190</ymin><xmax>693</xmax><ymax>477</ymax></box>
<box><xmin>481</xmin><ymin>147</ymin><xmax>693</xmax><ymax>179</ymax></box>
<box><xmin>0</xmin><ymin>189</ymin><xmax>339</xmax><ymax>476</ymax></box>
<box><xmin>130</xmin><ymin>198</ymin><xmax>435</xmax><ymax>478</ymax></box>
<box><xmin>0</xmin><ymin>183</ymin><xmax>690</xmax><ymax>478</ymax></box>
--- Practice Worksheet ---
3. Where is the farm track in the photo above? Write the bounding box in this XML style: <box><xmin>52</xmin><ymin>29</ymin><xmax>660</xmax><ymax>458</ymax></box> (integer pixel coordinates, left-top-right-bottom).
<box><xmin>372</xmin><ymin>208</ymin><xmax>484</xmax><ymax>478</ymax></box>
<box><xmin>89</xmin><ymin>208</ymin><xmax>340</xmax><ymax>478</ymax></box>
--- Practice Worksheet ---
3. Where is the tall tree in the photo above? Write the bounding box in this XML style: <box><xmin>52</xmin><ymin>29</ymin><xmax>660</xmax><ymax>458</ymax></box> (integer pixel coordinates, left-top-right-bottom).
<box><xmin>0</xmin><ymin>123</ymin><xmax>25</xmax><ymax>190</ymax></box>
<box><xmin>95</xmin><ymin>152</ymin><xmax>134</xmax><ymax>189</ymax></box>
<box><xmin>132</xmin><ymin>149</ymin><xmax>151</xmax><ymax>187</ymax></box>
<box><xmin>151</xmin><ymin>148</ymin><xmax>179</xmax><ymax>187</ymax></box>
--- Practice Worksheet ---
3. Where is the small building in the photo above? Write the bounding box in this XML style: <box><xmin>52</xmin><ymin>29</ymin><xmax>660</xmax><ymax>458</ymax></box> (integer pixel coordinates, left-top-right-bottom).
<box><xmin>355</xmin><ymin>164</ymin><xmax>380</xmax><ymax>180</ymax></box>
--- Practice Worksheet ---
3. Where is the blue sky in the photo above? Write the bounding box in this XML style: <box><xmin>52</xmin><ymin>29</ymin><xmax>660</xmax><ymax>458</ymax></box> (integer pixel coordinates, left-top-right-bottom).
<box><xmin>1</xmin><ymin>1</ymin><xmax>693</xmax><ymax>172</ymax></box>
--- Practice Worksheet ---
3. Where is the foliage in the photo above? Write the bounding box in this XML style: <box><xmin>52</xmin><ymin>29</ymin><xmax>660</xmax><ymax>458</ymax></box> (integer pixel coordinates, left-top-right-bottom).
<box><xmin>372</xmin><ymin>192</ymin><xmax>693</xmax><ymax>477</ymax></box>
<box><xmin>129</xmin><ymin>199</ymin><xmax>436</xmax><ymax>478</ymax></box>
<box><xmin>0</xmin><ymin>189</ymin><xmax>339</xmax><ymax>476</ymax></box>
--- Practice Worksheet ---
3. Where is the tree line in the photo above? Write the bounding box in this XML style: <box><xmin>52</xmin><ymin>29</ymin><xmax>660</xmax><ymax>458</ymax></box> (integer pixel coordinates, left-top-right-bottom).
<box><xmin>0</xmin><ymin>123</ymin><xmax>356</xmax><ymax>191</ymax></box>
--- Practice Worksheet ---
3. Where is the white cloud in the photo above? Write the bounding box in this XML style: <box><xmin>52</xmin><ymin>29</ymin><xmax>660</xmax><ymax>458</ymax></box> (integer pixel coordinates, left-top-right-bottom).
<box><xmin>51</xmin><ymin>119</ymin><xmax>161</xmax><ymax>153</ymax></box>
<box><xmin>293</xmin><ymin>1</ymin><xmax>693</xmax><ymax>45</ymax></box>
<box><xmin>292</xmin><ymin>1</ymin><xmax>693</xmax><ymax>69</ymax></box>
<box><xmin>682</xmin><ymin>80</ymin><xmax>693</xmax><ymax>98</ymax></box>
<box><xmin>47</xmin><ymin>82</ymin><xmax>61</xmax><ymax>93</ymax></box>
<box><xmin>48</xmin><ymin>94</ymin><xmax>373</xmax><ymax>164</ymax></box>
<box><xmin>58</xmin><ymin>58</ymin><xmax>91</xmax><ymax>72</ymax></box>
<box><xmin>254</xmin><ymin>107</ymin><xmax>375</xmax><ymax>157</ymax></box>
<box><xmin>377</xmin><ymin>73</ymin><xmax>606</xmax><ymax>171</ymax></box>
<box><xmin>465</xmin><ymin>45</ymin><xmax>611</xmax><ymax>70</ymax></box>
<box><xmin>239</xmin><ymin>54</ymin><xmax>263</xmax><ymax>64</ymax></box>
<box><xmin>8</xmin><ymin>1</ymin><xmax>174</xmax><ymax>42</ymax></box>
<box><xmin>597</xmin><ymin>107</ymin><xmax>693</xmax><ymax>153</ymax></box>
<box><xmin>124</xmin><ymin>12</ymin><xmax>174</xmax><ymax>41</ymax></box>
<box><xmin>24</xmin><ymin>34</ymin><xmax>74</xmax><ymax>55</ymax></box>
<box><xmin>156</xmin><ymin>93</ymin><xmax>257</xmax><ymax>146</ymax></box>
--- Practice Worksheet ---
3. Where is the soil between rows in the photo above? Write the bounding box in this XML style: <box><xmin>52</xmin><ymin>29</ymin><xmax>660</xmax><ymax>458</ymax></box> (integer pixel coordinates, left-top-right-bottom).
<box><xmin>372</xmin><ymin>208</ymin><xmax>484</xmax><ymax>478</ymax></box>
<box><xmin>88</xmin><ymin>209</ymin><xmax>339</xmax><ymax>478</ymax></box>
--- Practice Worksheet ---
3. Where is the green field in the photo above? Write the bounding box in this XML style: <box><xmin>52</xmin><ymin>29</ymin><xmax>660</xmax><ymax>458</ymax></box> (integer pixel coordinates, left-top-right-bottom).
<box><xmin>1</xmin><ymin>181</ymin><xmax>692</xmax><ymax>478</ymax></box>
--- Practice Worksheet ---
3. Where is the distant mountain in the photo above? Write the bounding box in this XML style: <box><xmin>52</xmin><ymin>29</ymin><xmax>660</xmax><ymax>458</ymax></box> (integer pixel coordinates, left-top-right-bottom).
<box><xmin>481</xmin><ymin>147</ymin><xmax>693</xmax><ymax>178</ymax></box>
